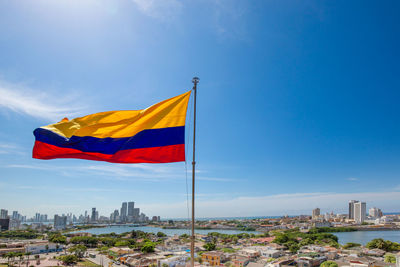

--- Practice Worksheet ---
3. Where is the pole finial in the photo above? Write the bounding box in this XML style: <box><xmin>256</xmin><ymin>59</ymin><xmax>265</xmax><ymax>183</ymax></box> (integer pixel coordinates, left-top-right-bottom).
<box><xmin>192</xmin><ymin>77</ymin><xmax>200</xmax><ymax>84</ymax></box>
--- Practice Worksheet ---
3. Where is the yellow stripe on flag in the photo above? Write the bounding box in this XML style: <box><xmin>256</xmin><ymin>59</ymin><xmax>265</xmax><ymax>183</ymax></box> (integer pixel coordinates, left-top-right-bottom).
<box><xmin>42</xmin><ymin>91</ymin><xmax>191</xmax><ymax>138</ymax></box>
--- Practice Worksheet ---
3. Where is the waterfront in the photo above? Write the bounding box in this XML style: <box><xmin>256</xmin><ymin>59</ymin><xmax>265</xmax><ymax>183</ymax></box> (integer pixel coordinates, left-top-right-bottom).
<box><xmin>71</xmin><ymin>225</ymin><xmax>260</xmax><ymax>236</ymax></box>
<box><xmin>335</xmin><ymin>230</ymin><xmax>400</xmax><ymax>245</ymax></box>
<box><xmin>72</xmin><ymin>226</ymin><xmax>400</xmax><ymax>246</ymax></box>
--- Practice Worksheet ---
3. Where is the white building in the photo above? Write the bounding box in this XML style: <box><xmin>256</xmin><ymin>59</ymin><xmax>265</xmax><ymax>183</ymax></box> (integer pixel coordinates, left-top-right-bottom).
<box><xmin>354</xmin><ymin>201</ymin><xmax>366</xmax><ymax>224</ymax></box>
<box><xmin>25</xmin><ymin>242</ymin><xmax>63</xmax><ymax>254</ymax></box>
<box><xmin>369</xmin><ymin>207</ymin><xmax>382</xmax><ymax>219</ymax></box>
<box><xmin>255</xmin><ymin>247</ymin><xmax>283</xmax><ymax>258</ymax></box>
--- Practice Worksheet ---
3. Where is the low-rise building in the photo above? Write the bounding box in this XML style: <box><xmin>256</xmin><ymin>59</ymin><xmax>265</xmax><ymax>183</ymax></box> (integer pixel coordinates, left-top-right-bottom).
<box><xmin>25</xmin><ymin>241</ymin><xmax>63</xmax><ymax>254</ymax></box>
<box><xmin>109</xmin><ymin>247</ymin><xmax>135</xmax><ymax>256</ymax></box>
<box><xmin>202</xmin><ymin>251</ymin><xmax>225</xmax><ymax>266</ymax></box>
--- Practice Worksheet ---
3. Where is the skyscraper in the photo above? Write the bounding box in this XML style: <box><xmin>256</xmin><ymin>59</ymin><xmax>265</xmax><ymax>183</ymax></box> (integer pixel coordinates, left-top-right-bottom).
<box><xmin>91</xmin><ymin>208</ymin><xmax>96</xmax><ymax>222</ymax></box>
<box><xmin>348</xmin><ymin>200</ymin><xmax>357</xmax><ymax>219</ymax></box>
<box><xmin>12</xmin><ymin>211</ymin><xmax>18</xmax><ymax>220</ymax></box>
<box><xmin>111</xmin><ymin>209</ymin><xmax>119</xmax><ymax>222</ymax></box>
<box><xmin>54</xmin><ymin>215</ymin><xmax>67</xmax><ymax>230</ymax></box>
<box><xmin>128</xmin><ymin>202</ymin><xmax>135</xmax><ymax>222</ymax></box>
<box><xmin>354</xmin><ymin>201</ymin><xmax>366</xmax><ymax>224</ymax></box>
<box><xmin>0</xmin><ymin>209</ymin><xmax>8</xmax><ymax>219</ymax></box>
<box><xmin>120</xmin><ymin>202</ymin><xmax>127</xmax><ymax>222</ymax></box>
<box><xmin>133</xmin><ymin>208</ymin><xmax>140</xmax><ymax>222</ymax></box>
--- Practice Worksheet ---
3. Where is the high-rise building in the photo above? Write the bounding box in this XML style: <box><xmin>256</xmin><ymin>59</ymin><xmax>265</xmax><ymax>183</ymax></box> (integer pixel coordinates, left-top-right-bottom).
<box><xmin>111</xmin><ymin>209</ymin><xmax>119</xmax><ymax>222</ymax></box>
<box><xmin>354</xmin><ymin>201</ymin><xmax>366</xmax><ymax>224</ymax></box>
<box><xmin>12</xmin><ymin>211</ymin><xmax>19</xmax><ymax>220</ymax></box>
<box><xmin>312</xmin><ymin>208</ymin><xmax>320</xmax><ymax>219</ymax></box>
<box><xmin>348</xmin><ymin>200</ymin><xmax>357</xmax><ymax>219</ymax></box>
<box><xmin>54</xmin><ymin>215</ymin><xmax>67</xmax><ymax>230</ymax></box>
<box><xmin>133</xmin><ymin>208</ymin><xmax>140</xmax><ymax>222</ymax></box>
<box><xmin>40</xmin><ymin>214</ymin><xmax>48</xmax><ymax>222</ymax></box>
<box><xmin>120</xmin><ymin>202</ymin><xmax>127</xmax><ymax>222</ymax></box>
<box><xmin>0</xmin><ymin>209</ymin><xmax>8</xmax><ymax>219</ymax></box>
<box><xmin>35</xmin><ymin>213</ymin><xmax>40</xmax><ymax>222</ymax></box>
<box><xmin>91</xmin><ymin>208</ymin><xmax>97</xmax><ymax>222</ymax></box>
<box><xmin>0</xmin><ymin>218</ymin><xmax>10</xmax><ymax>231</ymax></box>
<box><xmin>127</xmin><ymin>202</ymin><xmax>135</xmax><ymax>222</ymax></box>
<box><xmin>369</xmin><ymin>207</ymin><xmax>383</xmax><ymax>219</ymax></box>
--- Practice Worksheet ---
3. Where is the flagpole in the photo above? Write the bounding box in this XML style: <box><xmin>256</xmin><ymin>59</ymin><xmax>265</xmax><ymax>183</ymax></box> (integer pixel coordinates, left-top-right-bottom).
<box><xmin>191</xmin><ymin>77</ymin><xmax>199</xmax><ymax>267</ymax></box>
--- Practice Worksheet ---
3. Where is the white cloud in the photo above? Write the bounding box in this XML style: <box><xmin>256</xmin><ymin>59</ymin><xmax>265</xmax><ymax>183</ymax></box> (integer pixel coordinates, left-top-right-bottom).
<box><xmin>6</xmin><ymin>163</ymin><xmax>232</xmax><ymax>182</ymax></box>
<box><xmin>0</xmin><ymin>142</ymin><xmax>27</xmax><ymax>155</ymax></box>
<box><xmin>0</xmin><ymin>80</ymin><xmax>85</xmax><ymax>121</ymax></box>
<box><xmin>131</xmin><ymin>0</ymin><xmax>182</xmax><ymax>20</ymax></box>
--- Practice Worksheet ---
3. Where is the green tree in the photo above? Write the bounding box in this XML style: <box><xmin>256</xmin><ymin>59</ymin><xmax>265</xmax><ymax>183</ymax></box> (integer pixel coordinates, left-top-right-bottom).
<box><xmin>68</xmin><ymin>244</ymin><xmax>87</xmax><ymax>259</ymax></box>
<box><xmin>114</xmin><ymin>240</ymin><xmax>130</xmax><ymax>247</ymax></box>
<box><xmin>366</xmin><ymin>238</ymin><xmax>400</xmax><ymax>252</ymax></box>
<box><xmin>69</xmin><ymin>236</ymin><xmax>98</xmax><ymax>247</ymax></box>
<box><xmin>384</xmin><ymin>254</ymin><xmax>396</xmax><ymax>263</ymax></box>
<box><xmin>273</xmin><ymin>234</ymin><xmax>289</xmax><ymax>244</ymax></box>
<box><xmin>25</xmin><ymin>252</ymin><xmax>31</xmax><ymax>266</ymax></box>
<box><xmin>203</xmin><ymin>243</ymin><xmax>216</xmax><ymax>251</ymax></box>
<box><xmin>59</xmin><ymin>255</ymin><xmax>78</xmax><ymax>265</ymax></box>
<box><xmin>17</xmin><ymin>252</ymin><xmax>24</xmax><ymax>267</ymax></box>
<box><xmin>157</xmin><ymin>232</ymin><xmax>167</xmax><ymax>237</ymax></box>
<box><xmin>2</xmin><ymin>253</ymin><xmax>10</xmax><ymax>266</ymax></box>
<box><xmin>343</xmin><ymin>242</ymin><xmax>361</xmax><ymax>249</ymax></box>
<box><xmin>141</xmin><ymin>242</ymin><xmax>155</xmax><ymax>253</ymax></box>
<box><xmin>48</xmin><ymin>233</ymin><xmax>67</xmax><ymax>244</ymax></box>
<box><xmin>320</xmin><ymin>261</ymin><xmax>338</xmax><ymax>267</ymax></box>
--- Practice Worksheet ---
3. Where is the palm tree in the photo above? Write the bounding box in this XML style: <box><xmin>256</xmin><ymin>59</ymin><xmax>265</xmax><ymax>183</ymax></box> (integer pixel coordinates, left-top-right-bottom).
<box><xmin>8</xmin><ymin>252</ymin><xmax>17</xmax><ymax>266</ymax></box>
<box><xmin>1</xmin><ymin>253</ymin><xmax>9</xmax><ymax>266</ymax></box>
<box><xmin>24</xmin><ymin>252</ymin><xmax>31</xmax><ymax>267</ymax></box>
<box><xmin>17</xmin><ymin>253</ymin><xmax>24</xmax><ymax>267</ymax></box>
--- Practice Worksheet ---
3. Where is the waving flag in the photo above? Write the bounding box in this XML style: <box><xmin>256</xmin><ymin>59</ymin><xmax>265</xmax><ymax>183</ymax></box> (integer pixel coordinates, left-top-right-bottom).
<box><xmin>33</xmin><ymin>91</ymin><xmax>191</xmax><ymax>163</ymax></box>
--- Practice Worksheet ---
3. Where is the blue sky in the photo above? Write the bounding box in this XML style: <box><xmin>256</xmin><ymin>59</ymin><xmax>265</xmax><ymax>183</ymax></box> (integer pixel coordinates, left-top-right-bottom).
<box><xmin>0</xmin><ymin>0</ymin><xmax>399</xmax><ymax>219</ymax></box>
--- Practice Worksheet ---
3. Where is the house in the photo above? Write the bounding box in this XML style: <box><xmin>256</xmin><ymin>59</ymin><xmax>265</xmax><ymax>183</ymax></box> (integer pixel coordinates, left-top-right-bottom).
<box><xmin>258</xmin><ymin>248</ymin><xmax>283</xmax><ymax>258</ymax></box>
<box><xmin>202</xmin><ymin>251</ymin><xmax>225</xmax><ymax>266</ymax></box>
<box><xmin>337</xmin><ymin>256</ymin><xmax>396</xmax><ymax>267</ymax></box>
<box><xmin>109</xmin><ymin>247</ymin><xmax>135</xmax><ymax>256</ymax></box>
<box><xmin>232</xmin><ymin>256</ymin><xmax>250</xmax><ymax>267</ymax></box>
<box><xmin>264</xmin><ymin>243</ymin><xmax>286</xmax><ymax>251</ymax></box>
<box><xmin>266</xmin><ymin>259</ymin><xmax>295</xmax><ymax>267</ymax></box>
<box><xmin>296</xmin><ymin>255</ymin><xmax>327</xmax><ymax>267</ymax></box>
<box><xmin>247</xmin><ymin>262</ymin><xmax>265</xmax><ymax>267</ymax></box>
<box><xmin>159</xmin><ymin>255</ymin><xmax>189</xmax><ymax>267</ymax></box>
<box><xmin>250</xmin><ymin>237</ymin><xmax>275</xmax><ymax>245</ymax></box>
<box><xmin>239</xmin><ymin>248</ymin><xmax>260</xmax><ymax>258</ymax></box>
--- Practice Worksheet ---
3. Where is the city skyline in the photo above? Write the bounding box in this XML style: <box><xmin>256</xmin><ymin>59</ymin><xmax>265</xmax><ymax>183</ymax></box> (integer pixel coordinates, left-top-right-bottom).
<box><xmin>0</xmin><ymin>199</ymin><xmax>392</xmax><ymax>220</ymax></box>
<box><xmin>0</xmin><ymin>1</ymin><xmax>399</xmax><ymax>217</ymax></box>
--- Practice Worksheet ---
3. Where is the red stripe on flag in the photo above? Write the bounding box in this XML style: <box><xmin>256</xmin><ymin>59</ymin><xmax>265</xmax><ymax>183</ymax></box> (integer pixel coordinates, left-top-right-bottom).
<box><xmin>33</xmin><ymin>141</ymin><xmax>185</xmax><ymax>163</ymax></box>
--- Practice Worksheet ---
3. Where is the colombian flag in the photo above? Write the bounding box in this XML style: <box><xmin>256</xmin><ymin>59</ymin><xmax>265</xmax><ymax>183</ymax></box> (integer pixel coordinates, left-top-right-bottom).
<box><xmin>33</xmin><ymin>91</ymin><xmax>191</xmax><ymax>163</ymax></box>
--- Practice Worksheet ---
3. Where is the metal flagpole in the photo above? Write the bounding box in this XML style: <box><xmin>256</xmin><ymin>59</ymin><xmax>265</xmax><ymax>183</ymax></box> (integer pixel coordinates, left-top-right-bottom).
<box><xmin>191</xmin><ymin>77</ymin><xmax>199</xmax><ymax>267</ymax></box>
